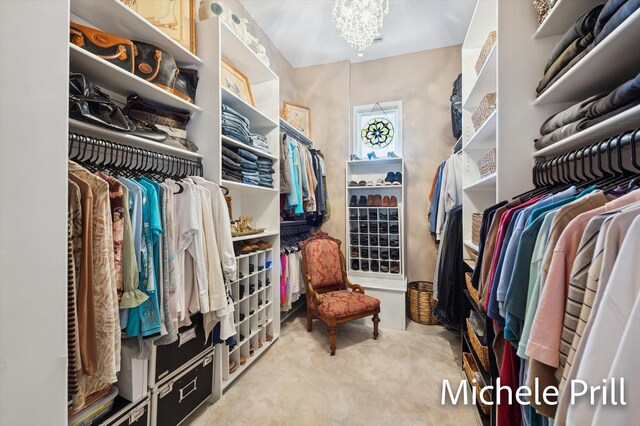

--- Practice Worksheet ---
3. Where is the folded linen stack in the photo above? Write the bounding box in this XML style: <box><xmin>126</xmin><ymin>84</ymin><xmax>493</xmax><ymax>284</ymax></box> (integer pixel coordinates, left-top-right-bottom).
<box><xmin>535</xmin><ymin>72</ymin><xmax>640</xmax><ymax>150</ymax></box>
<box><xmin>537</xmin><ymin>1</ymin><xmax>639</xmax><ymax>96</ymax></box>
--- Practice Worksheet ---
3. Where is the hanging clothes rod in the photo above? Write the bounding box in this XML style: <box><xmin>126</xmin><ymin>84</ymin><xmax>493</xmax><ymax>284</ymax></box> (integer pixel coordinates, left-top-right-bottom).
<box><xmin>530</xmin><ymin>128</ymin><xmax>639</xmax><ymax>187</ymax></box>
<box><xmin>280</xmin><ymin>118</ymin><xmax>314</xmax><ymax>148</ymax></box>
<box><xmin>68</xmin><ymin>132</ymin><xmax>203</xmax><ymax>177</ymax></box>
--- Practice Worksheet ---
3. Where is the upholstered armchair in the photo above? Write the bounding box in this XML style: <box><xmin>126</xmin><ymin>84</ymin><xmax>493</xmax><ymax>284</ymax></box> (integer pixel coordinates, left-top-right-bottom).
<box><xmin>300</xmin><ymin>232</ymin><xmax>380</xmax><ymax>355</ymax></box>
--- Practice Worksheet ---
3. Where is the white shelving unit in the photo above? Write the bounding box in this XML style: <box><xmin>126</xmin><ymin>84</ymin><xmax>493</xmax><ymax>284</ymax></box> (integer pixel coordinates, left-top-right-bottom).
<box><xmin>461</xmin><ymin>0</ymin><xmax>557</xmax><ymax>254</ymax></box>
<box><xmin>221</xmin><ymin>248</ymin><xmax>277</xmax><ymax>390</ymax></box>
<box><xmin>345</xmin><ymin>157</ymin><xmax>407</xmax><ymax>330</ymax></box>
<box><xmin>193</xmin><ymin>16</ymin><xmax>281</xmax><ymax>398</ymax></box>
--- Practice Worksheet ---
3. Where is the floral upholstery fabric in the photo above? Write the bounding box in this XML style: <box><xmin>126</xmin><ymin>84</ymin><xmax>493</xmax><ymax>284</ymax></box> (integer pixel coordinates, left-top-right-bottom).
<box><xmin>304</xmin><ymin>239</ymin><xmax>343</xmax><ymax>289</ymax></box>
<box><xmin>310</xmin><ymin>290</ymin><xmax>380</xmax><ymax>319</ymax></box>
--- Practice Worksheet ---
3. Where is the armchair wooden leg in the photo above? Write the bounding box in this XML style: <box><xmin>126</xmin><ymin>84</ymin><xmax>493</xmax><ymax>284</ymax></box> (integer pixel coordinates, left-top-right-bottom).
<box><xmin>306</xmin><ymin>312</ymin><xmax>313</xmax><ymax>332</ymax></box>
<box><xmin>372</xmin><ymin>313</ymin><xmax>380</xmax><ymax>340</ymax></box>
<box><xmin>329</xmin><ymin>326</ymin><xmax>337</xmax><ymax>355</ymax></box>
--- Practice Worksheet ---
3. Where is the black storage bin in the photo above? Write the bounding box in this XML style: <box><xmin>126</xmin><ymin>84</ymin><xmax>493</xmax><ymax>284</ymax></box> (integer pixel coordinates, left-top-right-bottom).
<box><xmin>101</xmin><ymin>395</ymin><xmax>149</xmax><ymax>426</ymax></box>
<box><xmin>151</xmin><ymin>313</ymin><xmax>212</xmax><ymax>385</ymax></box>
<box><xmin>153</xmin><ymin>349</ymin><xmax>214</xmax><ymax>426</ymax></box>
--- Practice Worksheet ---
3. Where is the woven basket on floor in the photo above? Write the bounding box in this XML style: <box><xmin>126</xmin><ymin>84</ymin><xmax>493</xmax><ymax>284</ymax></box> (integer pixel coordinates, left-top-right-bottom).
<box><xmin>466</xmin><ymin>318</ymin><xmax>489</xmax><ymax>371</ymax></box>
<box><xmin>475</xmin><ymin>31</ymin><xmax>496</xmax><ymax>74</ymax></box>
<box><xmin>477</xmin><ymin>148</ymin><xmax>496</xmax><ymax>178</ymax></box>
<box><xmin>407</xmin><ymin>281</ymin><xmax>438</xmax><ymax>325</ymax></box>
<box><xmin>463</xmin><ymin>352</ymin><xmax>491</xmax><ymax>415</ymax></box>
<box><xmin>471</xmin><ymin>92</ymin><xmax>496</xmax><ymax>130</ymax></box>
<box><xmin>465</xmin><ymin>273</ymin><xmax>480</xmax><ymax>306</ymax></box>
<box><xmin>471</xmin><ymin>212</ymin><xmax>482</xmax><ymax>246</ymax></box>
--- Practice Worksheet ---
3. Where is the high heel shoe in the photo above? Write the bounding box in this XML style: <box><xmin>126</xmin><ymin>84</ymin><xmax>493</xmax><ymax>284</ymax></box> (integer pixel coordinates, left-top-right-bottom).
<box><xmin>367</xmin><ymin>152</ymin><xmax>378</xmax><ymax>160</ymax></box>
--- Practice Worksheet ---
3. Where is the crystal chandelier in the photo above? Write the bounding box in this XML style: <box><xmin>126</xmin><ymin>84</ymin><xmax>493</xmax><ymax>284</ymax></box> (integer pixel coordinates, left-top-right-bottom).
<box><xmin>332</xmin><ymin>0</ymin><xmax>389</xmax><ymax>57</ymax></box>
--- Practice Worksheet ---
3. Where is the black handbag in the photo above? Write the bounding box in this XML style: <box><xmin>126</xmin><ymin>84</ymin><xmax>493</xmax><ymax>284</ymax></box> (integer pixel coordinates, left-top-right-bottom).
<box><xmin>69</xmin><ymin>73</ymin><xmax>131</xmax><ymax>132</ymax></box>
<box><xmin>174</xmin><ymin>68</ymin><xmax>199</xmax><ymax>103</ymax></box>
<box><xmin>450</xmin><ymin>73</ymin><xmax>462</xmax><ymax>139</ymax></box>
<box><xmin>69</xmin><ymin>73</ymin><xmax>168</xmax><ymax>142</ymax></box>
<box><xmin>132</xmin><ymin>41</ymin><xmax>179</xmax><ymax>94</ymax></box>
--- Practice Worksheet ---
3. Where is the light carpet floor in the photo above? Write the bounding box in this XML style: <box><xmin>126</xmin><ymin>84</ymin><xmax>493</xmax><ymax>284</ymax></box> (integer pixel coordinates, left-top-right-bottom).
<box><xmin>188</xmin><ymin>316</ymin><xmax>479</xmax><ymax>426</ymax></box>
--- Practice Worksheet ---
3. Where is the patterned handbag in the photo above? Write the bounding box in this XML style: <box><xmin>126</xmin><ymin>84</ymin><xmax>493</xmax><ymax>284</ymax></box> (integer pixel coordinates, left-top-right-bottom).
<box><xmin>70</xmin><ymin>22</ymin><xmax>135</xmax><ymax>73</ymax></box>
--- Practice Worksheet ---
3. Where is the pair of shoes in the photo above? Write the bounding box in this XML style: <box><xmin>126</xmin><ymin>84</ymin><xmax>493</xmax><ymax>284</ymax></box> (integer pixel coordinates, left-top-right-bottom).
<box><xmin>349</xmin><ymin>211</ymin><xmax>358</xmax><ymax>220</ymax></box>
<box><xmin>389</xmin><ymin>209</ymin><xmax>399</xmax><ymax>219</ymax></box>
<box><xmin>371</xmin><ymin>260</ymin><xmax>379</xmax><ymax>272</ymax></box>
<box><xmin>361</xmin><ymin>248</ymin><xmax>369</xmax><ymax>258</ymax></box>
<box><xmin>390</xmin><ymin>249</ymin><xmax>400</xmax><ymax>260</ymax></box>
<box><xmin>370</xmin><ymin>235</ymin><xmax>379</xmax><ymax>245</ymax></box>
<box><xmin>380</xmin><ymin>263</ymin><xmax>389</xmax><ymax>272</ymax></box>
<box><xmin>256</xmin><ymin>240</ymin><xmax>272</xmax><ymax>250</ymax></box>
<box><xmin>375</xmin><ymin>178</ymin><xmax>384</xmax><ymax>186</ymax></box>
<box><xmin>240</xmin><ymin>355</ymin><xmax>247</xmax><ymax>365</ymax></box>
<box><xmin>350</xmin><ymin>154</ymin><xmax>362</xmax><ymax>160</ymax></box>
<box><xmin>351</xmin><ymin>260</ymin><xmax>360</xmax><ymax>270</ymax></box>
<box><xmin>384</xmin><ymin>172</ymin><xmax>402</xmax><ymax>185</ymax></box>
<box><xmin>370</xmin><ymin>222</ymin><xmax>378</xmax><ymax>233</ymax></box>
<box><xmin>390</xmin><ymin>263</ymin><xmax>399</xmax><ymax>274</ymax></box>
<box><xmin>380</xmin><ymin>250</ymin><xmax>389</xmax><ymax>260</ymax></box>
<box><xmin>367</xmin><ymin>152</ymin><xmax>378</xmax><ymax>160</ymax></box>
<box><xmin>358</xmin><ymin>180</ymin><xmax>367</xmax><ymax>187</ymax></box>
<box><xmin>349</xmin><ymin>180</ymin><xmax>358</xmax><ymax>187</ymax></box>
<box><xmin>380</xmin><ymin>236</ymin><xmax>388</xmax><ymax>246</ymax></box>
<box><xmin>360</xmin><ymin>235</ymin><xmax>368</xmax><ymax>245</ymax></box>
<box><xmin>358</xmin><ymin>196</ymin><xmax>367</xmax><ymax>207</ymax></box>
<box><xmin>351</xmin><ymin>248</ymin><xmax>359</xmax><ymax>258</ymax></box>
<box><xmin>359</xmin><ymin>211</ymin><xmax>367</xmax><ymax>220</ymax></box>
<box><xmin>387</xmin><ymin>151</ymin><xmax>399</xmax><ymax>158</ymax></box>
<box><xmin>361</xmin><ymin>261</ymin><xmax>370</xmax><ymax>271</ymax></box>
<box><xmin>390</xmin><ymin>224</ymin><xmax>399</xmax><ymax>234</ymax></box>
<box><xmin>390</xmin><ymin>238</ymin><xmax>399</xmax><ymax>247</ymax></box>
<box><xmin>379</xmin><ymin>223</ymin><xmax>388</xmax><ymax>233</ymax></box>
<box><xmin>370</xmin><ymin>249</ymin><xmax>379</xmax><ymax>259</ymax></box>
<box><xmin>351</xmin><ymin>235</ymin><xmax>358</xmax><ymax>245</ymax></box>
<box><xmin>349</xmin><ymin>195</ymin><xmax>357</xmax><ymax>207</ymax></box>
<box><xmin>229</xmin><ymin>359</ymin><xmax>238</xmax><ymax>373</ymax></box>
<box><xmin>359</xmin><ymin>223</ymin><xmax>368</xmax><ymax>232</ymax></box>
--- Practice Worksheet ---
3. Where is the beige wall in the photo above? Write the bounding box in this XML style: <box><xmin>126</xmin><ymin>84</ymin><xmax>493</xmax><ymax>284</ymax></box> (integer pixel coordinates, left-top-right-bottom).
<box><xmin>292</xmin><ymin>47</ymin><xmax>461</xmax><ymax>282</ymax></box>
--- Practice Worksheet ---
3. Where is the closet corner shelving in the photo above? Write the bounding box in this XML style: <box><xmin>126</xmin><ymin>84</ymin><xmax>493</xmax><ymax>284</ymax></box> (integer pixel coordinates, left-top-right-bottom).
<box><xmin>193</xmin><ymin>16</ymin><xmax>281</xmax><ymax>397</ymax></box>
<box><xmin>345</xmin><ymin>157</ymin><xmax>407</xmax><ymax>331</ymax></box>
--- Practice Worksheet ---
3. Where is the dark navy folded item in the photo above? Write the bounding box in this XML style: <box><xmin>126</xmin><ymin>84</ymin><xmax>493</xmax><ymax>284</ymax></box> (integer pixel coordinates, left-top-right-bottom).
<box><xmin>587</xmin><ymin>73</ymin><xmax>640</xmax><ymax>119</ymax></box>
<box><xmin>594</xmin><ymin>0</ymin><xmax>640</xmax><ymax>45</ymax></box>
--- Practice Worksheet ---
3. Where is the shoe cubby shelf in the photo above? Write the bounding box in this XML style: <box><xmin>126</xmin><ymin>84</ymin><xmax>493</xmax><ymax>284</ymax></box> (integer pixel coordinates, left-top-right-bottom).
<box><xmin>345</xmin><ymin>159</ymin><xmax>406</xmax><ymax>279</ymax></box>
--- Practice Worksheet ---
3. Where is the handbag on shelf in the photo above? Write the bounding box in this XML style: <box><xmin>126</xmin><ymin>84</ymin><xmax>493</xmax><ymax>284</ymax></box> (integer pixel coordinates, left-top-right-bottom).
<box><xmin>132</xmin><ymin>41</ymin><xmax>179</xmax><ymax>94</ymax></box>
<box><xmin>69</xmin><ymin>73</ymin><xmax>131</xmax><ymax>132</ymax></box>
<box><xmin>70</xmin><ymin>22</ymin><xmax>135</xmax><ymax>73</ymax></box>
<box><xmin>69</xmin><ymin>73</ymin><xmax>168</xmax><ymax>142</ymax></box>
<box><xmin>124</xmin><ymin>94</ymin><xmax>192</xmax><ymax>130</ymax></box>
<box><xmin>174</xmin><ymin>68</ymin><xmax>199</xmax><ymax>103</ymax></box>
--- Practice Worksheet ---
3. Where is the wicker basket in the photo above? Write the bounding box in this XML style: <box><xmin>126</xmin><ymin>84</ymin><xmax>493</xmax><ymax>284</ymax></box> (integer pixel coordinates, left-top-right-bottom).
<box><xmin>463</xmin><ymin>352</ymin><xmax>491</xmax><ymax>415</ymax></box>
<box><xmin>471</xmin><ymin>212</ymin><xmax>482</xmax><ymax>246</ymax></box>
<box><xmin>475</xmin><ymin>31</ymin><xmax>497</xmax><ymax>74</ymax></box>
<box><xmin>471</xmin><ymin>92</ymin><xmax>496</xmax><ymax>130</ymax></box>
<box><xmin>533</xmin><ymin>0</ymin><xmax>552</xmax><ymax>25</ymax></box>
<box><xmin>477</xmin><ymin>148</ymin><xmax>497</xmax><ymax>178</ymax></box>
<box><xmin>465</xmin><ymin>273</ymin><xmax>480</xmax><ymax>306</ymax></box>
<box><xmin>466</xmin><ymin>318</ymin><xmax>489</xmax><ymax>371</ymax></box>
<box><xmin>407</xmin><ymin>281</ymin><xmax>438</xmax><ymax>325</ymax></box>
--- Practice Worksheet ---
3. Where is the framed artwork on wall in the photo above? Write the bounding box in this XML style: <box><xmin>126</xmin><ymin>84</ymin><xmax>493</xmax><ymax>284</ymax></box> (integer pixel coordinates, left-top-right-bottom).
<box><xmin>221</xmin><ymin>59</ymin><xmax>254</xmax><ymax>106</ymax></box>
<box><xmin>281</xmin><ymin>102</ymin><xmax>311</xmax><ymax>137</ymax></box>
<box><xmin>352</xmin><ymin>101</ymin><xmax>402</xmax><ymax>158</ymax></box>
<box><xmin>128</xmin><ymin>0</ymin><xmax>196</xmax><ymax>54</ymax></box>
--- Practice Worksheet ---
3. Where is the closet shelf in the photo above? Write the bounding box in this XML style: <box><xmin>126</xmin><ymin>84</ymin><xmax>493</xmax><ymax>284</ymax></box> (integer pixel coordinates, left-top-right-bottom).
<box><xmin>68</xmin><ymin>118</ymin><xmax>203</xmax><ymax>159</ymax></box>
<box><xmin>70</xmin><ymin>44</ymin><xmax>201</xmax><ymax>113</ymax></box>
<box><xmin>463</xmin><ymin>240</ymin><xmax>479</xmax><ymax>252</ymax></box>
<box><xmin>462</xmin><ymin>45</ymin><xmax>497</xmax><ymax>112</ymax></box>
<box><xmin>463</xmin><ymin>173</ymin><xmax>496</xmax><ymax>191</ymax></box>
<box><xmin>231</xmin><ymin>230</ymin><xmax>279</xmax><ymax>242</ymax></box>
<box><xmin>220</xmin><ymin>21</ymin><xmax>277</xmax><ymax>84</ymax></box>
<box><xmin>533</xmin><ymin>0</ymin><xmax>604</xmax><ymax>39</ymax></box>
<box><xmin>463</xmin><ymin>111</ymin><xmax>496</xmax><ymax>151</ymax></box>
<box><xmin>221</xmin><ymin>87</ymin><xmax>278</xmax><ymax>132</ymax></box>
<box><xmin>533</xmin><ymin>104</ymin><xmax>640</xmax><ymax>157</ymax></box>
<box><xmin>221</xmin><ymin>135</ymin><xmax>277</xmax><ymax>160</ymax></box>
<box><xmin>347</xmin><ymin>158</ymin><xmax>403</xmax><ymax>166</ymax></box>
<box><xmin>462</xmin><ymin>331</ymin><xmax>490</xmax><ymax>385</ymax></box>
<box><xmin>221</xmin><ymin>179</ymin><xmax>278</xmax><ymax>193</ymax></box>
<box><xmin>347</xmin><ymin>185</ymin><xmax>403</xmax><ymax>190</ymax></box>
<box><xmin>533</xmin><ymin>8</ymin><xmax>640</xmax><ymax>106</ymax></box>
<box><xmin>70</xmin><ymin>0</ymin><xmax>202</xmax><ymax>65</ymax></box>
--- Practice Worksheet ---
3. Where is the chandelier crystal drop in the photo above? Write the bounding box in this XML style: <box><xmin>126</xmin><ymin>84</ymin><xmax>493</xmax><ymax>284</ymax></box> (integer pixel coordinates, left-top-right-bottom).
<box><xmin>332</xmin><ymin>0</ymin><xmax>389</xmax><ymax>57</ymax></box>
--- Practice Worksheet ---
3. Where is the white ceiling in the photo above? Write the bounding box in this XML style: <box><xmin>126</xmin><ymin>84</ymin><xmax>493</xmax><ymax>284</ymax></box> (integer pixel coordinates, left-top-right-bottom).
<box><xmin>239</xmin><ymin>0</ymin><xmax>476</xmax><ymax>68</ymax></box>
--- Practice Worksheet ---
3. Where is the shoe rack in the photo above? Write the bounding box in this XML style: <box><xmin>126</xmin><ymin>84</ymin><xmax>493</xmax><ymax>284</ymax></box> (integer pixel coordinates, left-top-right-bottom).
<box><xmin>221</xmin><ymin>246</ymin><xmax>276</xmax><ymax>389</ymax></box>
<box><xmin>345</xmin><ymin>158</ymin><xmax>407</xmax><ymax>330</ymax></box>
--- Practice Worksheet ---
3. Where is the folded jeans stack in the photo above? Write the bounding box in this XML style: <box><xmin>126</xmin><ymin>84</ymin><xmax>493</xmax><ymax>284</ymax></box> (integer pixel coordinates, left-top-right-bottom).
<box><xmin>535</xmin><ymin>72</ymin><xmax>640</xmax><ymax>150</ymax></box>
<box><xmin>250</xmin><ymin>133</ymin><xmax>271</xmax><ymax>155</ymax></box>
<box><xmin>226</xmin><ymin>147</ymin><xmax>274</xmax><ymax>188</ymax></box>
<box><xmin>222</xmin><ymin>104</ymin><xmax>252</xmax><ymax>146</ymax></box>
